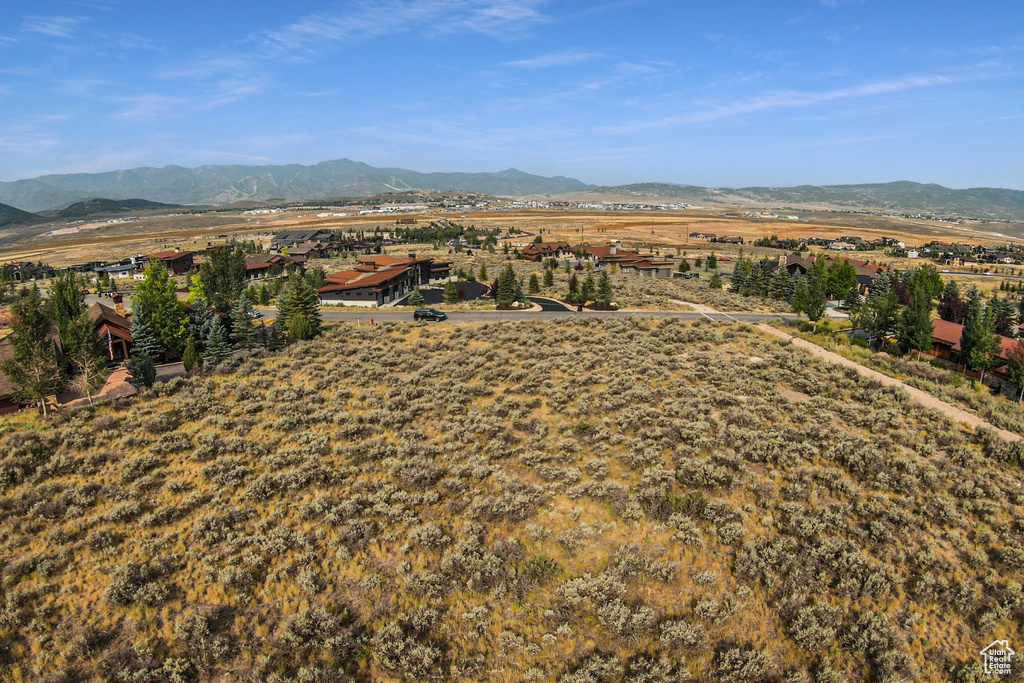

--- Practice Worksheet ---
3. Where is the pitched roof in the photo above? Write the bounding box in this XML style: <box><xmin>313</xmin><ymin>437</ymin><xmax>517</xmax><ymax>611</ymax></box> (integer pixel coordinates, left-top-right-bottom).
<box><xmin>318</xmin><ymin>266</ymin><xmax>411</xmax><ymax>293</ymax></box>
<box><xmin>245</xmin><ymin>254</ymin><xmax>285</xmax><ymax>270</ymax></box>
<box><xmin>931</xmin><ymin>318</ymin><xmax>1020</xmax><ymax>360</ymax></box>
<box><xmin>87</xmin><ymin>302</ymin><xmax>132</xmax><ymax>342</ymax></box>
<box><xmin>150</xmin><ymin>250</ymin><xmax>194</xmax><ymax>260</ymax></box>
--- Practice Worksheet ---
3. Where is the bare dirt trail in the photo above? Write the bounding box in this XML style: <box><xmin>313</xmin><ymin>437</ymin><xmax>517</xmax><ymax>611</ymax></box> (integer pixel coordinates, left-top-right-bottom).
<box><xmin>758</xmin><ymin>324</ymin><xmax>1022</xmax><ymax>442</ymax></box>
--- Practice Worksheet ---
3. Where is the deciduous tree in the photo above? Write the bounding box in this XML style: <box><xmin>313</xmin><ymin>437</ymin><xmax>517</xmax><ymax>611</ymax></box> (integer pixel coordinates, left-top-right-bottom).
<box><xmin>0</xmin><ymin>285</ymin><xmax>64</xmax><ymax>415</ymax></box>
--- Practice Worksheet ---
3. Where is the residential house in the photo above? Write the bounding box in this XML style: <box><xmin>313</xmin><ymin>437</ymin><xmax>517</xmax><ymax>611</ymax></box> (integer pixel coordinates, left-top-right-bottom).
<box><xmin>928</xmin><ymin>318</ymin><xmax>1020</xmax><ymax>379</ymax></box>
<box><xmin>271</xmin><ymin>230</ymin><xmax>333</xmax><ymax>249</ymax></box>
<box><xmin>317</xmin><ymin>254</ymin><xmax>451</xmax><ymax>307</ymax></box>
<box><xmin>88</xmin><ymin>302</ymin><xmax>133</xmax><ymax>362</ymax></box>
<box><xmin>149</xmin><ymin>249</ymin><xmax>195</xmax><ymax>275</ymax></box>
<box><xmin>522</xmin><ymin>241</ymin><xmax>573</xmax><ymax>262</ymax></box>
<box><xmin>245</xmin><ymin>254</ymin><xmax>291</xmax><ymax>279</ymax></box>
<box><xmin>0</xmin><ymin>327</ymin><xmax>63</xmax><ymax>414</ymax></box>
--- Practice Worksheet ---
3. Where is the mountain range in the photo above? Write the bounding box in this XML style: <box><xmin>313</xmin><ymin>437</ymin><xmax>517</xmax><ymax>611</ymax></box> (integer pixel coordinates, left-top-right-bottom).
<box><xmin>1</xmin><ymin>159</ymin><xmax>1023</xmax><ymax>221</ymax></box>
<box><xmin>0</xmin><ymin>159</ymin><xmax>588</xmax><ymax>213</ymax></box>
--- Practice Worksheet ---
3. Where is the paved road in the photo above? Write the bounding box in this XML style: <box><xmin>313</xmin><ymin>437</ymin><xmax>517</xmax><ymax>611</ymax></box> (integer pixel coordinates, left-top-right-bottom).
<box><xmin>256</xmin><ymin>307</ymin><xmax>799</xmax><ymax>324</ymax></box>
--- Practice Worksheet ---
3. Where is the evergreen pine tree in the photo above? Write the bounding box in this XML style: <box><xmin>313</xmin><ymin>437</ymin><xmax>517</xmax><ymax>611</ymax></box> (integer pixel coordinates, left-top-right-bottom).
<box><xmin>205</xmin><ymin>318</ymin><xmax>232</xmax><ymax>365</ymax></box>
<box><xmin>543</xmin><ymin>268</ymin><xmax>554</xmax><ymax>288</ymax></box>
<box><xmin>408</xmin><ymin>288</ymin><xmax>425</xmax><ymax>306</ymax></box>
<box><xmin>580</xmin><ymin>272</ymin><xmax>595</xmax><ymax>302</ymax></box>
<box><xmin>528</xmin><ymin>273</ymin><xmax>540</xmax><ymax>294</ymax></box>
<box><xmin>567</xmin><ymin>273</ymin><xmax>579</xmax><ymax>302</ymax></box>
<box><xmin>1005</xmin><ymin>343</ymin><xmax>1024</xmax><ymax>401</ymax></box>
<box><xmin>182</xmin><ymin>334</ymin><xmax>202</xmax><ymax>375</ymax></box>
<box><xmin>229</xmin><ymin>294</ymin><xmax>256</xmax><ymax>350</ymax></box>
<box><xmin>596</xmin><ymin>270</ymin><xmax>613</xmax><ymax>306</ymax></box>
<box><xmin>959</xmin><ymin>286</ymin><xmax>991</xmax><ymax>376</ymax></box>
<box><xmin>126</xmin><ymin>352</ymin><xmax>156</xmax><ymax>391</ymax></box>
<box><xmin>771</xmin><ymin>265</ymin><xmax>789</xmax><ymax>299</ymax></box>
<box><xmin>443</xmin><ymin>281</ymin><xmax>459</xmax><ymax>304</ymax></box>
<box><xmin>496</xmin><ymin>265</ymin><xmax>516</xmax><ymax>307</ymax></box>
<box><xmin>731</xmin><ymin>259</ymin><xmax>749</xmax><ymax>293</ymax></box>
<box><xmin>277</xmin><ymin>276</ymin><xmax>322</xmax><ymax>338</ymax></box>
<box><xmin>898</xmin><ymin>287</ymin><xmax>934</xmax><ymax>361</ymax></box>
<box><xmin>129</xmin><ymin>303</ymin><xmax>164</xmax><ymax>361</ymax></box>
<box><xmin>479</xmin><ymin>264</ymin><xmax>488</xmax><ymax>282</ymax></box>
<box><xmin>709</xmin><ymin>273</ymin><xmax>723</xmax><ymax>290</ymax></box>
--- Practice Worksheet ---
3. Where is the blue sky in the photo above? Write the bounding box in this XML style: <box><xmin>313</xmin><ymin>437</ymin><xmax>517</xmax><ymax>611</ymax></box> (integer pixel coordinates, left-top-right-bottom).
<box><xmin>1</xmin><ymin>0</ymin><xmax>1022</xmax><ymax>189</ymax></box>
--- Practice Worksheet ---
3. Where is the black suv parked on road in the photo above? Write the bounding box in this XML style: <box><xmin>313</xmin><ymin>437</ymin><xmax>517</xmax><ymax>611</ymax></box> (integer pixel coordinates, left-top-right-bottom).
<box><xmin>414</xmin><ymin>308</ymin><xmax>448</xmax><ymax>321</ymax></box>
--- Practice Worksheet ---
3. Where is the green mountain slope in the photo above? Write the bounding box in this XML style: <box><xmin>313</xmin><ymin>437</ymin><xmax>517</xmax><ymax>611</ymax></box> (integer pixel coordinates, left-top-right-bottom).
<box><xmin>0</xmin><ymin>201</ymin><xmax>38</xmax><ymax>228</ymax></box>
<box><xmin>0</xmin><ymin>159</ymin><xmax>590</xmax><ymax>212</ymax></box>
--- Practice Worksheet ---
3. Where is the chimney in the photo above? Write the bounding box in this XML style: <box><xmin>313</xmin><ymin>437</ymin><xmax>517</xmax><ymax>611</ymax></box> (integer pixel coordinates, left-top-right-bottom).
<box><xmin>408</xmin><ymin>252</ymin><xmax>417</xmax><ymax>259</ymax></box>
<box><xmin>174</xmin><ymin>247</ymin><xmax>181</xmax><ymax>254</ymax></box>
<box><xmin>610</xmin><ymin>245</ymin><xmax>617</xmax><ymax>255</ymax></box>
<box><xmin>112</xmin><ymin>293</ymin><xmax>125</xmax><ymax>317</ymax></box>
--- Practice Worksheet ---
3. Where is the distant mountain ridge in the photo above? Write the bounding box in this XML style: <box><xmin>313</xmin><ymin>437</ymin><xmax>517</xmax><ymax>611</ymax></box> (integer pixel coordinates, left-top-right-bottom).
<box><xmin>0</xmin><ymin>159</ymin><xmax>590</xmax><ymax>212</ymax></box>
<box><xmin>581</xmin><ymin>181</ymin><xmax>1024</xmax><ymax>221</ymax></box>
<box><xmin>1</xmin><ymin>159</ymin><xmax>1022</xmax><ymax>221</ymax></box>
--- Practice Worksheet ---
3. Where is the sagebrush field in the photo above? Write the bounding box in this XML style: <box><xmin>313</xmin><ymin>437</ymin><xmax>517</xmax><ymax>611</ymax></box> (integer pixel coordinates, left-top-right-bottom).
<box><xmin>1</xmin><ymin>318</ymin><xmax>1022</xmax><ymax>681</ymax></box>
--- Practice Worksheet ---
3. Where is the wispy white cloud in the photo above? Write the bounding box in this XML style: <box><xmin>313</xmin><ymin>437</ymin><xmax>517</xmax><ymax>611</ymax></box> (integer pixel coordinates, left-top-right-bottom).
<box><xmin>196</xmin><ymin>79</ymin><xmax>267</xmax><ymax>109</ymax></box>
<box><xmin>112</xmin><ymin>94</ymin><xmax>190</xmax><ymax>120</ymax></box>
<box><xmin>603</xmin><ymin>71</ymin><xmax>971</xmax><ymax>133</ymax></box>
<box><xmin>252</xmin><ymin>0</ymin><xmax>547</xmax><ymax>58</ymax></box>
<box><xmin>502</xmin><ymin>50</ymin><xmax>601</xmax><ymax>69</ymax></box>
<box><xmin>21</xmin><ymin>15</ymin><xmax>86</xmax><ymax>38</ymax></box>
<box><xmin>105</xmin><ymin>32</ymin><xmax>164</xmax><ymax>51</ymax></box>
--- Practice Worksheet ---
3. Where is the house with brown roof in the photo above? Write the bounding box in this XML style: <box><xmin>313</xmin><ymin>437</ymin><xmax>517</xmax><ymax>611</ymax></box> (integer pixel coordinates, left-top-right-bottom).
<box><xmin>317</xmin><ymin>254</ymin><xmax>452</xmax><ymax>307</ymax></box>
<box><xmin>928</xmin><ymin>318</ymin><xmax>1020</xmax><ymax>377</ymax></box>
<box><xmin>245</xmin><ymin>254</ymin><xmax>291</xmax><ymax>279</ymax></box>
<box><xmin>149</xmin><ymin>249</ymin><xmax>195</xmax><ymax>275</ymax></box>
<box><xmin>522</xmin><ymin>241</ymin><xmax>573</xmax><ymax>262</ymax></box>
<box><xmin>88</xmin><ymin>302</ymin><xmax>133</xmax><ymax>362</ymax></box>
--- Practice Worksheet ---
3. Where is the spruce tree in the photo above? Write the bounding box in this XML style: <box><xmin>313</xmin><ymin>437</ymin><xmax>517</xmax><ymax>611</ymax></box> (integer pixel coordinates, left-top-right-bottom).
<box><xmin>479</xmin><ymin>264</ymin><xmax>488</xmax><ymax>282</ymax></box>
<box><xmin>568</xmin><ymin>273</ymin><xmax>579</xmax><ymax>302</ymax></box>
<box><xmin>771</xmin><ymin>266</ymin><xmax>789</xmax><ymax>299</ymax></box>
<box><xmin>229</xmin><ymin>294</ymin><xmax>256</xmax><ymax>350</ymax></box>
<box><xmin>897</xmin><ymin>287</ymin><xmax>933</xmax><ymax>361</ymax></box>
<box><xmin>528</xmin><ymin>273</ymin><xmax>540</xmax><ymax>294</ymax></box>
<box><xmin>129</xmin><ymin>303</ymin><xmax>164</xmax><ymax>361</ymax></box>
<box><xmin>126</xmin><ymin>352</ymin><xmax>156</xmax><ymax>391</ymax></box>
<box><xmin>443</xmin><ymin>281</ymin><xmax>459</xmax><ymax>304</ymax></box>
<box><xmin>937</xmin><ymin>280</ymin><xmax>966</xmax><ymax>323</ymax></box>
<box><xmin>277</xmin><ymin>276</ymin><xmax>322</xmax><ymax>339</ymax></box>
<box><xmin>596</xmin><ymin>270</ymin><xmax>613</xmax><ymax>306</ymax></box>
<box><xmin>580</xmin><ymin>272</ymin><xmax>595</xmax><ymax>302</ymax></box>
<box><xmin>959</xmin><ymin>286</ymin><xmax>992</xmax><ymax>376</ymax></box>
<box><xmin>543</xmin><ymin>268</ymin><xmax>554</xmax><ymax>288</ymax></box>
<box><xmin>496</xmin><ymin>265</ymin><xmax>516</xmax><ymax>307</ymax></box>
<box><xmin>205</xmin><ymin>318</ymin><xmax>232</xmax><ymax>365</ymax></box>
<box><xmin>0</xmin><ymin>285</ymin><xmax>64</xmax><ymax>415</ymax></box>
<box><xmin>408</xmin><ymin>288</ymin><xmax>425</xmax><ymax>306</ymax></box>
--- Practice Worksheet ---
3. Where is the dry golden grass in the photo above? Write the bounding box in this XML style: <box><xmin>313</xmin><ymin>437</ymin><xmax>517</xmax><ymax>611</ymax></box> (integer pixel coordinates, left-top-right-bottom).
<box><xmin>0</xmin><ymin>318</ymin><xmax>1021</xmax><ymax>681</ymax></box>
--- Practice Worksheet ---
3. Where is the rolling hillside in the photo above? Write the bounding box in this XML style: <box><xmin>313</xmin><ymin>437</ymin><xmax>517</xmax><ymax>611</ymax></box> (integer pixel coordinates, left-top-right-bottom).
<box><xmin>0</xmin><ymin>318</ymin><xmax>1020</xmax><ymax>681</ymax></box>
<box><xmin>0</xmin><ymin>160</ymin><xmax>590</xmax><ymax>212</ymax></box>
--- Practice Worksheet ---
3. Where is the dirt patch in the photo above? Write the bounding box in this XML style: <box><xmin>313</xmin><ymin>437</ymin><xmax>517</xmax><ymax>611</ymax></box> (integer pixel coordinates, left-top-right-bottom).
<box><xmin>779</xmin><ymin>387</ymin><xmax>813</xmax><ymax>403</ymax></box>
